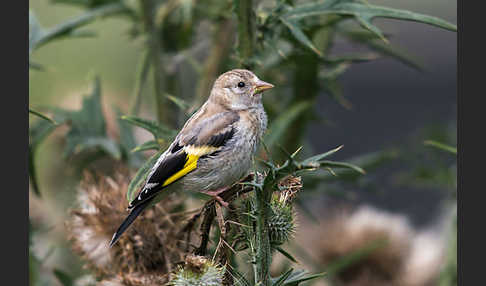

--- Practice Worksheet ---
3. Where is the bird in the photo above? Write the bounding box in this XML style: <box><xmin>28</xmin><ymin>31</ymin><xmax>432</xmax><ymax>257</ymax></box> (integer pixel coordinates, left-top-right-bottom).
<box><xmin>109</xmin><ymin>69</ymin><xmax>274</xmax><ymax>247</ymax></box>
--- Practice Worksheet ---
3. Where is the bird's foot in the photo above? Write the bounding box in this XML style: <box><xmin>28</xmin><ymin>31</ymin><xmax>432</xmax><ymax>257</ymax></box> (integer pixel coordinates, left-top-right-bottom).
<box><xmin>205</xmin><ymin>187</ymin><xmax>229</xmax><ymax>208</ymax></box>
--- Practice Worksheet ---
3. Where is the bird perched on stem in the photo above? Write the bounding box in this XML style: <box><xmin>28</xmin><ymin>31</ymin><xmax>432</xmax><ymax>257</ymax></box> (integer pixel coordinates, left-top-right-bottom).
<box><xmin>110</xmin><ymin>69</ymin><xmax>273</xmax><ymax>247</ymax></box>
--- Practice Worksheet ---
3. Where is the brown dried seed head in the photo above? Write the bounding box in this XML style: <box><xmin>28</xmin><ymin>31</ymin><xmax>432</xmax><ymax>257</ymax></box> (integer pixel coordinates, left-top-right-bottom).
<box><xmin>67</xmin><ymin>169</ymin><xmax>189</xmax><ymax>281</ymax></box>
<box><xmin>314</xmin><ymin>206</ymin><xmax>415</xmax><ymax>286</ymax></box>
<box><xmin>278</xmin><ymin>175</ymin><xmax>302</xmax><ymax>203</ymax></box>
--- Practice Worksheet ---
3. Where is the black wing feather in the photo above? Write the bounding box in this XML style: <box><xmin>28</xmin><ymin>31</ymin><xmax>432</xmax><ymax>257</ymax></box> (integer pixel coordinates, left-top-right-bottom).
<box><xmin>109</xmin><ymin>198</ymin><xmax>152</xmax><ymax>247</ymax></box>
<box><xmin>128</xmin><ymin>150</ymin><xmax>188</xmax><ymax>209</ymax></box>
<box><xmin>206</xmin><ymin>128</ymin><xmax>235</xmax><ymax>147</ymax></box>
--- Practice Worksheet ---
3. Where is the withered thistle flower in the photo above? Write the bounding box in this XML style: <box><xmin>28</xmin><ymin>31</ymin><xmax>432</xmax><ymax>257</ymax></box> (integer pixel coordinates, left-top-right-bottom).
<box><xmin>277</xmin><ymin>175</ymin><xmax>302</xmax><ymax>202</ymax></box>
<box><xmin>169</xmin><ymin>255</ymin><xmax>225</xmax><ymax>286</ymax></box>
<box><xmin>67</xmin><ymin>169</ymin><xmax>188</xmax><ymax>285</ymax></box>
<box><xmin>313</xmin><ymin>206</ymin><xmax>424</xmax><ymax>286</ymax></box>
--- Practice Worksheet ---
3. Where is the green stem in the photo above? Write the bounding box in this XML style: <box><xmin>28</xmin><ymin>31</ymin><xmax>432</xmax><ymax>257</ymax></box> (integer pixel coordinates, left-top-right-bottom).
<box><xmin>192</xmin><ymin>19</ymin><xmax>234</xmax><ymax>111</ymax></box>
<box><xmin>236</xmin><ymin>0</ymin><xmax>255</xmax><ymax>69</ymax></box>
<box><xmin>129</xmin><ymin>49</ymin><xmax>151</xmax><ymax>115</ymax></box>
<box><xmin>140</xmin><ymin>0</ymin><xmax>176</xmax><ymax>126</ymax></box>
<box><xmin>255</xmin><ymin>180</ymin><xmax>274</xmax><ymax>286</ymax></box>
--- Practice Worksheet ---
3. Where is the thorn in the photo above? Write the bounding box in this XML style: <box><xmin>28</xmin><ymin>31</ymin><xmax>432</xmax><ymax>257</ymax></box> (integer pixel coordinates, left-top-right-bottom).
<box><xmin>326</xmin><ymin>167</ymin><xmax>337</xmax><ymax>177</ymax></box>
<box><xmin>291</xmin><ymin>146</ymin><xmax>303</xmax><ymax>158</ymax></box>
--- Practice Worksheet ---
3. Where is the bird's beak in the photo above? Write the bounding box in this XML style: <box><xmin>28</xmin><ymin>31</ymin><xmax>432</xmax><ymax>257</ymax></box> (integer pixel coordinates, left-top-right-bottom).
<box><xmin>254</xmin><ymin>79</ymin><xmax>274</xmax><ymax>94</ymax></box>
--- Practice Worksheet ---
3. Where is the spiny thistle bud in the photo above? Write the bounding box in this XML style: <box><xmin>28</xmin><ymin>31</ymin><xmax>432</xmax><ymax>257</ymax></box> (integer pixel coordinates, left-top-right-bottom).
<box><xmin>169</xmin><ymin>255</ymin><xmax>225</xmax><ymax>286</ymax></box>
<box><xmin>268</xmin><ymin>192</ymin><xmax>297</xmax><ymax>246</ymax></box>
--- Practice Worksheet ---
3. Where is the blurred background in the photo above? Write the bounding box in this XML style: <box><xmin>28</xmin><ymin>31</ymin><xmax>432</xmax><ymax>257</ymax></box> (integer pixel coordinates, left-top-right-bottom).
<box><xmin>29</xmin><ymin>0</ymin><xmax>457</xmax><ymax>285</ymax></box>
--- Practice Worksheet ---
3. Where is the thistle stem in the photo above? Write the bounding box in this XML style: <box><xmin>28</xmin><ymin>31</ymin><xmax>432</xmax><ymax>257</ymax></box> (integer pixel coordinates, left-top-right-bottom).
<box><xmin>236</xmin><ymin>0</ymin><xmax>255</xmax><ymax>69</ymax></box>
<box><xmin>255</xmin><ymin>180</ymin><xmax>274</xmax><ymax>286</ymax></box>
<box><xmin>192</xmin><ymin>19</ymin><xmax>234</xmax><ymax>111</ymax></box>
<box><xmin>140</xmin><ymin>0</ymin><xmax>176</xmax><ymax>126</ymax></box>
<box><xmin>129</xmin><ymin>49</ymin><xmax>151</xmax><ymax>116</ymax></box>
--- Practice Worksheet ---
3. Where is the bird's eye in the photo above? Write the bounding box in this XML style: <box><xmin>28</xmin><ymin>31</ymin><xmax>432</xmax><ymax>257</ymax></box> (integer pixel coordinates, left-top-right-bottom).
<box><xmin>237</xmin><ymin>82</ymin><xmax>245</xmax><ymax>88</ymax></box>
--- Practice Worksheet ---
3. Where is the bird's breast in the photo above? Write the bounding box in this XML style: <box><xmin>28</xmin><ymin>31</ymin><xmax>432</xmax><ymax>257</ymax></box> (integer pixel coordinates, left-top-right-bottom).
<box><xmin>181</xmin><ymin>108</ymin><xmax>267</xmax><ymax>193</ymax></box>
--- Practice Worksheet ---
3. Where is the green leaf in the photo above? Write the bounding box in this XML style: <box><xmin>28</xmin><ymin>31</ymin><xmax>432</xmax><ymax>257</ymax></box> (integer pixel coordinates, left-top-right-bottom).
<box><xmin>253</xmin><ymin>40</ymin><xmax>293</xmax><ymax>69</ymax></box>
<box><xmin>280</xmin><ymin>18</ymin><xmax>322</xmax><ymax>56</ymax></box>
<box><xmin>275</xmin><ymin>246</ymin><xmax>299</xmax><ymax>263</ymax></box>
<box><xmin>29</xmin><ymin>11</ymin><xmax>46</xmax><ymax>54</ymax></box>
<box><xmin>29</xmin><ymin>112</ymin><xmax>68</xmax><ymax>196</ymax></box>
<box><xmin>340</xmin><ymin>29</ymin><xmax>424</xmax><ymax>70</ymax></box>
<box><xmin>63</xmin><ymin>77</ymin><xmax>121</xmax><ymax>160</ymax></box>
<box><xmin>29</xmin><ymin>108</ymin><xmax>57</xmax><ymax>124</ymax></box>
<box><xmin>29</xmin><ymin>3</ymin><xmax>128</xmax><ymax>54</ymax></box>
<box><xmin>271</xmin><ymin>269</ymin><xmax>326</xmax><ymax>285</ymax></box>
<box><xmin>318</xmin><ymin>63</ymin><xmax>353</xmax><ymax>109</ymax></box>
<box><xmin>126</xmin><ymin>149</ymin><xmax>164</xmax><ymax>202</ymax></box>
<box><xmin>166</xmin><ymin>94</ymin><xmax>191</xmax><ymax>114</ymax></box>
<box><xmin>322</xmin><ymin>78</ymin><xmax>352</xmax><ymax>109</ymax></box>
<box><xmin>53</xmin><ymin>269</ymin><xmax>73</xmax><ymax>286</ymax></box>
<box><xmin>72</xmin><ymin>137</ymin><xmax>122</xmax><ymax>159</ymax></box>
<box><xmin>282</xmin><ymin>1</ymin><xmax>456</xmax><ymax>43</ymax></box>
<box><xmin>115</xmin><ymin>108</ymin><xmax>145</xmax><ymax>167</ymax></box>
<box><xmin>265</xmin><ymin>101</ymin><xmax>312</xmax><ymax>149</ymax></box>
<box><xmin>303</xmin><ymin>149</ymin><xmax>398</xmax><ymax>185</ymax></box>
<box><xmin>230</xmin><ymin>267</ymin><xmax>253</xmax><ymax>286</ymax></box>
<box><xmin>272</xmin><ymin>268</ymin><xmax>294</xmax><ymax>286</ymax></box>
<box><xmin>321</xmin><ymin>53</ymin><xmax>379</xmax><ymax>65</ymax></box>
<box><xmin>320</xmin><ymin>160</ymin><xmax>366</xmax><ymax>174</ymax></box>
<box><xmin>424</xmin><ymin>140</ymin><xmax>457</xmax><ymax>154</ymax></box>
<box><xmin>301</xmin><ymin>145</ymin><xmax>343</xmax><ymax>166</ymax></box>
<box><xmin>121</xmin><ymin>115</ymin><xmax>177</xmax><ymax>140</ymax></box>
<box><xmin>131</xmin><ymin>140</ymin><xmax>162</xmax><ymax>153</ymax></box>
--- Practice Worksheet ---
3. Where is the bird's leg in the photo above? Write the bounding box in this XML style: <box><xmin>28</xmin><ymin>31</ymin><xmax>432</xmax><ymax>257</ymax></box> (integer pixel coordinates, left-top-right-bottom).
<box><xmin>205</xmin><ymin>187</ymin><xmax>229</xmax><ymax>208</ymax></box>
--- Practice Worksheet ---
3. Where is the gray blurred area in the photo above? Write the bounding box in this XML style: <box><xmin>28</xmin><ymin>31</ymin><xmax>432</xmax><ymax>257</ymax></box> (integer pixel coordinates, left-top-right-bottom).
<box><xmin>306</xmin><ymin>0</ymin><xmax>457</xmax><ymax>228</ymax></box>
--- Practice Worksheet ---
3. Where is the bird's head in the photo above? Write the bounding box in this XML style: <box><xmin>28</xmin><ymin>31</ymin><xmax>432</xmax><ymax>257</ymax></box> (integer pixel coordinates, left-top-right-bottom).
<box><xmin>210</xmin><ymin>69</ymin><xmax>274</xmax><ymax>110</ymax></box>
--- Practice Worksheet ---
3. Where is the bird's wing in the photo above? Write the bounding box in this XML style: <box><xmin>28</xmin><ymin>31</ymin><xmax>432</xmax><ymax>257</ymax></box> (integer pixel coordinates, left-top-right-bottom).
<box><xmin>128</xmin><ymin>111</ymin><xmax>240</xmax><ymax>209</ymax></box>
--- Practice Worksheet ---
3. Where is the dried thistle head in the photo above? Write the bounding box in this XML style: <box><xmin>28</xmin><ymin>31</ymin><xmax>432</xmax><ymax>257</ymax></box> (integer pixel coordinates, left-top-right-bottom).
<box><xmin>277</xmin><ymin>175</ymin><xmax>302</xmax><ymax>203</ymax></box>
<box><xmin>169</xmin><ymin>255</ymin><xmax>225</xmax><ymax>286</ymax></box>
<box><xmin>67</xmin><ymin>169</ymin><xmax>189</xmax><ymax>284</ymax></box>
<box><xmin>314</xmin><ymin>206</ymin><xmax>414</xmax><ymax>286</ymax></box>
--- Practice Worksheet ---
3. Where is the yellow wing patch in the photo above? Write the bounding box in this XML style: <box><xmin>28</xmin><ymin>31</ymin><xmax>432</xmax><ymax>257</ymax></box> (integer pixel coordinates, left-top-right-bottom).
<box><xmin>161</xmin><ymin>145</ymin><xmax>220</xmax><ymax>187</ymax></box>
<box><xmin>162</xmin><ymin>154</ymin><xmax>199</xmax><ymax>187</ymax></box>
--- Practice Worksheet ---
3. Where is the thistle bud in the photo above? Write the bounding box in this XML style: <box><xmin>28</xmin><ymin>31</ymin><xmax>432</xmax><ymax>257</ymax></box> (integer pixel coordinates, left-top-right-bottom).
<box><xmin>169</xmin><ymin>255</ymin><xmax>225</xmax><ymax>286</ymax></box>
<box><xmin>268</xmin><ymin>192</ymin><xmax>297</xmax><ymax>246</ymax></box>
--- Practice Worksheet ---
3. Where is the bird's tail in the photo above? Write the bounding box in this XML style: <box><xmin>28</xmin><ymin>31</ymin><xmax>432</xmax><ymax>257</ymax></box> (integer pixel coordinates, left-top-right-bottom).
<box><xmin>109</xmin><ymin>198</ymin><xmax>152</xmax><ymax>247</ymax></box>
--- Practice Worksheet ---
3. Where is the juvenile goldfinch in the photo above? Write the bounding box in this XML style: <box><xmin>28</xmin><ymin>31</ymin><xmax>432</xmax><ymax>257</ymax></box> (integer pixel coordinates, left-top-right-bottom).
<box><xmin>110</xmin><ymin>69</ymin><xmax>273</xmax><ymax>247</ymax></box>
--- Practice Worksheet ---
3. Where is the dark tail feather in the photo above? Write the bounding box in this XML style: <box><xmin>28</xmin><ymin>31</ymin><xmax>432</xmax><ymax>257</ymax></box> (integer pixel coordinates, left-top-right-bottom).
<box><xmin>109</xmin><ymin>199</ymin><xmax>152</xmax><ymax>247</ymax></box>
